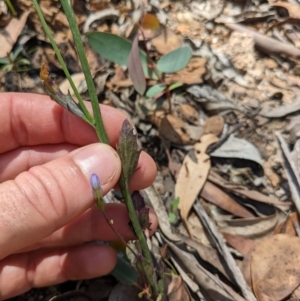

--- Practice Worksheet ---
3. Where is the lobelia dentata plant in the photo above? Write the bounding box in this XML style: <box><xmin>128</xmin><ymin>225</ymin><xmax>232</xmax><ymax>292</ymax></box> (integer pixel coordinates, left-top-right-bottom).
<box><xmin>32</xmin><ymin>0</ymin><xmax>162</xmax><ymax>299</ymax></box>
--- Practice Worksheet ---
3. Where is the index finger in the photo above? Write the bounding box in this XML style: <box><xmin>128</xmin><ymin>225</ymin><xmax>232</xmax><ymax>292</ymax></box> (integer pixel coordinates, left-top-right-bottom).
<box><xmin>0</xmin><ymin>93</ymin><xmax>127</xmax><ymax>153</ymax></box>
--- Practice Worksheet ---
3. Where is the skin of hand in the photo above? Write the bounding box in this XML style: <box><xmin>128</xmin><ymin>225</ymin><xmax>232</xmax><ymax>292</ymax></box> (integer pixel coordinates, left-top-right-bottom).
<box><xmin>0</xmin><ymin>93</ymin><xmax>158</xmax><ymax>299</ymax></box>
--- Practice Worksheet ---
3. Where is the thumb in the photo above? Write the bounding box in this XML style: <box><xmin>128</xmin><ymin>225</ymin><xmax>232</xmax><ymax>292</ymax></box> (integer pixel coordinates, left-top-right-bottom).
<box><xmin>0</xmin><ymin>143</ymin><xmax>121</xmax><ymax>259</ymax></box>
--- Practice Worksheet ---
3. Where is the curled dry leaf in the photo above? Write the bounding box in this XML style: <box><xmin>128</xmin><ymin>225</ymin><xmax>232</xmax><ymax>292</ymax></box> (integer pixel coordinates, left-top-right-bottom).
<box><xmin>176</xmin><ymin>103</ymin><xmax>199</xmax><ymax>126</ymax></box>
<box><xmin>250</xmin><ymin>234</ymin><xmax>300</xmax><ymax>301</ymax></box>
<box><xmin>175</xmin><ymin>134</ymin><xmax>219</xmax><ymax>235</ymax></box>
<box><xmin>210</xmin><ymin>134</ymin><xmax>263</xmax><ymax>166</ymax></box>
<box><xmin>200</xmin><ymin>181</ymin><xmax>255</xmax><ymax>218</ymax></box>
<box><xmin>271</xmin><ymin>2</ymin><xmax>300</xmax><ymax>19</ymax></box>
<box><xmin>219</xmin><ymin>212</ymin><xmax>278</xmax><ymax>239</ymax></box>
<box><xmin>147</xmin><ymin>110</ymin><xmax>194</xmax><ymax>145</ymax></box>
<box><xmin>166</xmin><ymin>274</ymin><xmax>192</xmax><ymax>301</ymax></box>
<box><xmin>273</xmin><ymin>212</ymin><xmax>300</xmax><ymax>236</ymax></box>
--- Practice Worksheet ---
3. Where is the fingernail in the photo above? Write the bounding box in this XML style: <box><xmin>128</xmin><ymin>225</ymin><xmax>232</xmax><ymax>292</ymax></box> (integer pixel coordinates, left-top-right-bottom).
<box><xmin>72</xmin><ymin>143</ymin><xmax>119</xmax><ymax>185</ymax></box>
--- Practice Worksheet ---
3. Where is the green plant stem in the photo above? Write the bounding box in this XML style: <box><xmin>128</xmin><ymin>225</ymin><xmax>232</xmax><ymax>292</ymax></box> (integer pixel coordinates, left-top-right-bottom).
<box><xmin>32</xmin><ymin>0</ymin><xmax>93</xmax><ymax>125</ymax></box>
<box><xmin>139</xmin><ymin>28</ymin><xmax>162</xmax><ymax>83</ymax></box>
<box><xmin>139</xmin><ymin>27</ymin><xmax>172</xmax><ymax>112</ymax></box>
<box><xmin>121</xmin><ymin>183</ymin><xmax>158</xmax><ymax>296</ymax></box>
<box><xmin>60</xmin><ymin>0</ymin><xmax>108</xmax><ymax>144</ymax></box>
<box><xmin>4</xmin><ymin>0</ymin><xmax>16</xmax><ymax>15</ymax></box>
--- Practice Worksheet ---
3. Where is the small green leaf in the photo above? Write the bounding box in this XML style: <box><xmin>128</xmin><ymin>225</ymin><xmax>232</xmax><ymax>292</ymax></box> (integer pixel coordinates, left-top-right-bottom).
<box><xmin>16</xmin><ymin>58</ymin><xmax>31</xmax><ymax>65</ymax></box>
<box><xmin>128</xmin><ymin>34</ymin><xmax>146</xmax><ymax>95</ymax></box>
<box><xmin>87</xmin><ymin>32</ymin><xmax>158</xmax><ymax>79</ymax></box>
<box><xmin>169</xmin><ymin>82</ymin><xmax>183</xmax><ymax>91</ymax></box>
<box><xmin>146</xmin><ymin>83</ymin><xmax>166</xmax><ymax>98</ymax></box>
<box><xmin>110</xmin><ymin>256</ymin><xmax>138</xmax><ymax>285</ymax></box>
<box><xmin>157</xmin><ymin>46</ymin><xmax>192</xmax><ymax>73</ymax></box>
<box><xmin>117</xmin><ymin>120</ymin><xmax>141</xmax><ymax>189</ymax></box>
<box><xmin>170</xmin><ymin>196</ymin><xmax>180</xmax><ymax>212</ymax></box>
<box><xmin>0</xmin><ymin>57</ymin><xmax>9</xmax><ymax>64</ymax></box>
<box><xmin>168</xmin><ymin>212</ymin><xmax>177</xmax><ymax>223</ymax></box>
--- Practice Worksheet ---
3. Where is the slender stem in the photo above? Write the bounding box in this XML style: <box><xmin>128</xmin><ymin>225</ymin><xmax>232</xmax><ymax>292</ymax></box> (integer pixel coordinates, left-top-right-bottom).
<box><xmin>139</xmin><ymin>28</ymin><xmax>162</xmax><ymax>83</ymax></box>
<box><xmin>139</xmin><ymin>27</ymin><xmax>172</xmax><ymax>112</ymax></box>
<box><xmin>60</xmin><ymin>0</ymin><xmax>108</xmax><ymax>144</ymax></box>
<box><xmin>101</xmin><ymin>211</ymin><xmax>138</xmax><ymax>258</ymax></box>
<box><xmin>123</xmin><ymin>184</ymin><xmax>152</xmax><ymax>263</ymax></box>
<box><xmin>121</xmin><ymin>183</ymin><xmax>158</xmax><ymax>296</ymax></box>
<box><xmin>4</xmin><ymin>0</ymin><xmax>16</xmax><ymax>15</ymax></box>
<box><xmin>32</xmin><ymin>0</ymin><xmax>93</xmax><ymax>124</ymax></box>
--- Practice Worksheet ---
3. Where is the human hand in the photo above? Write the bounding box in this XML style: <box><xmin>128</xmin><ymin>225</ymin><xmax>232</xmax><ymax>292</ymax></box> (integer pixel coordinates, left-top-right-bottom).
<box><xmin>0</xmin><ymin>93</ymin><xmax>158</xmax><ymax>299</ymax></box>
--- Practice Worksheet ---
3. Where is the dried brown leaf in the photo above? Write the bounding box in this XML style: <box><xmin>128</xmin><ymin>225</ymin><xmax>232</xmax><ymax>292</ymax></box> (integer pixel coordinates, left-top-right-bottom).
<box><xmin>0</xmin><ymin>11</ymin><xmax>30</xmax><ymax>58</ymax></box>
<box><xmin>164</xmin><ymin>57</ymin><xmax>206</xmax><ymax>85</ymax></box>
<box><xmin>176</xmin><ymin>134</ymin><xmax>218</xmax><ymax>235</ymax></box>
<box><xmin>151</xmin><ymin>27</ymin><xmax>183</xmax><ymax>55</ymax></box>
<box><xmin>271</xmin><ymin>2</ymin><xmax>300</xmax><ymax>19</ymax></box>
<box><xmin>147</xmin><ymin>110</ymin><xmax>194</xmax><ymax>145</ymax></box>
<box><xmin>222</xmin><ymin>232</ymin><xmax>255</xmax><ymax>256</ymax></box>
<box><xmin>251</xmin><ymin>234</ymin><xmax>300</xmax><ymax>301</ymax></box>
<box><xmin>203</xmin><ymin>115</ymin><xmax>224</xmax><ymax>136</ymax></box>
<box><xmin>220</xmin><ymin>212</ymin><xmax>278</xmax><ymax>239</ymax></box>
<box><xmin>166</xmin><ymin>274</ymin><xmax>193</xmax><ymax>301</ymax></box>
<box><xmin>201</xmin><ymin>181</ymin><xmax>255</xmax><ymax>218</ymax></box>
<box><xmin>273</xmin><ymin>212</ymin><xmax>300</xmax><ymax>236</ymax></box>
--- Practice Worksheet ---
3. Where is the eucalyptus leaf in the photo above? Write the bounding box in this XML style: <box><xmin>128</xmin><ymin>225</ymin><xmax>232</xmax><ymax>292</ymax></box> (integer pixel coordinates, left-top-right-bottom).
<box><xmin>210</xmin><ymin>135</ymin><xmax>263</xmax><ymax>166</ymax></box>
<box><xmin>157</xmin><ymin>46</ymin><xmax>192</xmax><ymax>73</ymax></box>
<box><xmin>146</xmin><ymin>83</ymin><xmax>166</xmax><ymax>98</ymax></box>
<box><xmin>128</xmin><ymin>34</ymin><xmax>146</xmax><ymax>95</ymax></box>
<box><xmin>87</xmin><ymin>32</ymin><xmax>157</xmax><ymax>79</ymax></box>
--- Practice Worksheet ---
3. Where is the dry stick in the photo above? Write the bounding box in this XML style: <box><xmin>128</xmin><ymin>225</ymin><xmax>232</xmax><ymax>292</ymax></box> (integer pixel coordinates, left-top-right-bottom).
<box><xmin>276</xmin><ymin>132</ymin><xmax>300</xmax><ymax>216</ymax></box>
<box><xmin>225</xmin><ymin>23</ymin><xmax>300</xmax><ymax>58</ymax></box>
<box><xmin>166</xmin><ymin>238</ymin><xmax>247</xmax><ymax>301</ymax></box>
<box><xmin>193</xmin><ymin>201</ymin><xmax>257</xmax><ymax>301</ymax></box>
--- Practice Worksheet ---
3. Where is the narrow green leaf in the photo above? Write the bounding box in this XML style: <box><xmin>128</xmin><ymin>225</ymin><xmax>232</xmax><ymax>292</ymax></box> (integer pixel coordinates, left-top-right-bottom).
<box><xmin>146</xmin><ymin>83</ymin><xmax>166</xmax><ymax>98</ymax></box>
<box><xmin>169</xmin><ymin>81</ymin><xmax>183</xmax><ymax>91</ymax></box>
<box><xmin>110</xmin><ymin>256</ymin><xmax>138</xmax><ymax>285</ymax></box>
<box><xmin>87</xmin><ymin>32</ymin><xmax>158</xmax><ymax>79</ymax></box>
<box><xmin>0</xmin><ymin>57</ymin><xmax>9</xmax><ymax>64</ymax></box>
<box><xmin>156</xmin><ymin>46</ymin><xmax>192</xmax><ymax>73</ymax></box>
<box><xmin>170</xmin><ymin>196</ymin><xmax>180</xmax><ymax>212</ymax></box>
<box><xmin>16</xmin><ymin>58</ymin><xmax>31</xmax><ymax>65</ymax></box>
<box><xmin>128</xmin><ymin>34</ymin><xmax>146</xmax><ymax>95</ymax></box>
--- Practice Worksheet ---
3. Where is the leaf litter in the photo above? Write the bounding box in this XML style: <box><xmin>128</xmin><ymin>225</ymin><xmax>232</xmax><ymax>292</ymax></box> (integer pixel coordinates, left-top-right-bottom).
<box><xmin>3</xmin><ymin>0</ymin><xmax>300</xmax><ymax>300</ymax></box>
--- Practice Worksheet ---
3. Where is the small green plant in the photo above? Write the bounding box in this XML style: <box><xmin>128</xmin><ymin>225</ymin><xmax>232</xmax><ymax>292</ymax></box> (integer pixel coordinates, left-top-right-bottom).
<box><xmin>168</xmin><ymin>197</ymin><xmax>180</xmax><ymax>223</ymax></box>
<box><xmin>0</xmin><ymin>46</ymin><xmax>30</xmax><ymax>72</ymax></box>
<box><xmin>86</xmin><ymin>16</ymin><xmax>192</xmax><ymax>111</ymax></box>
